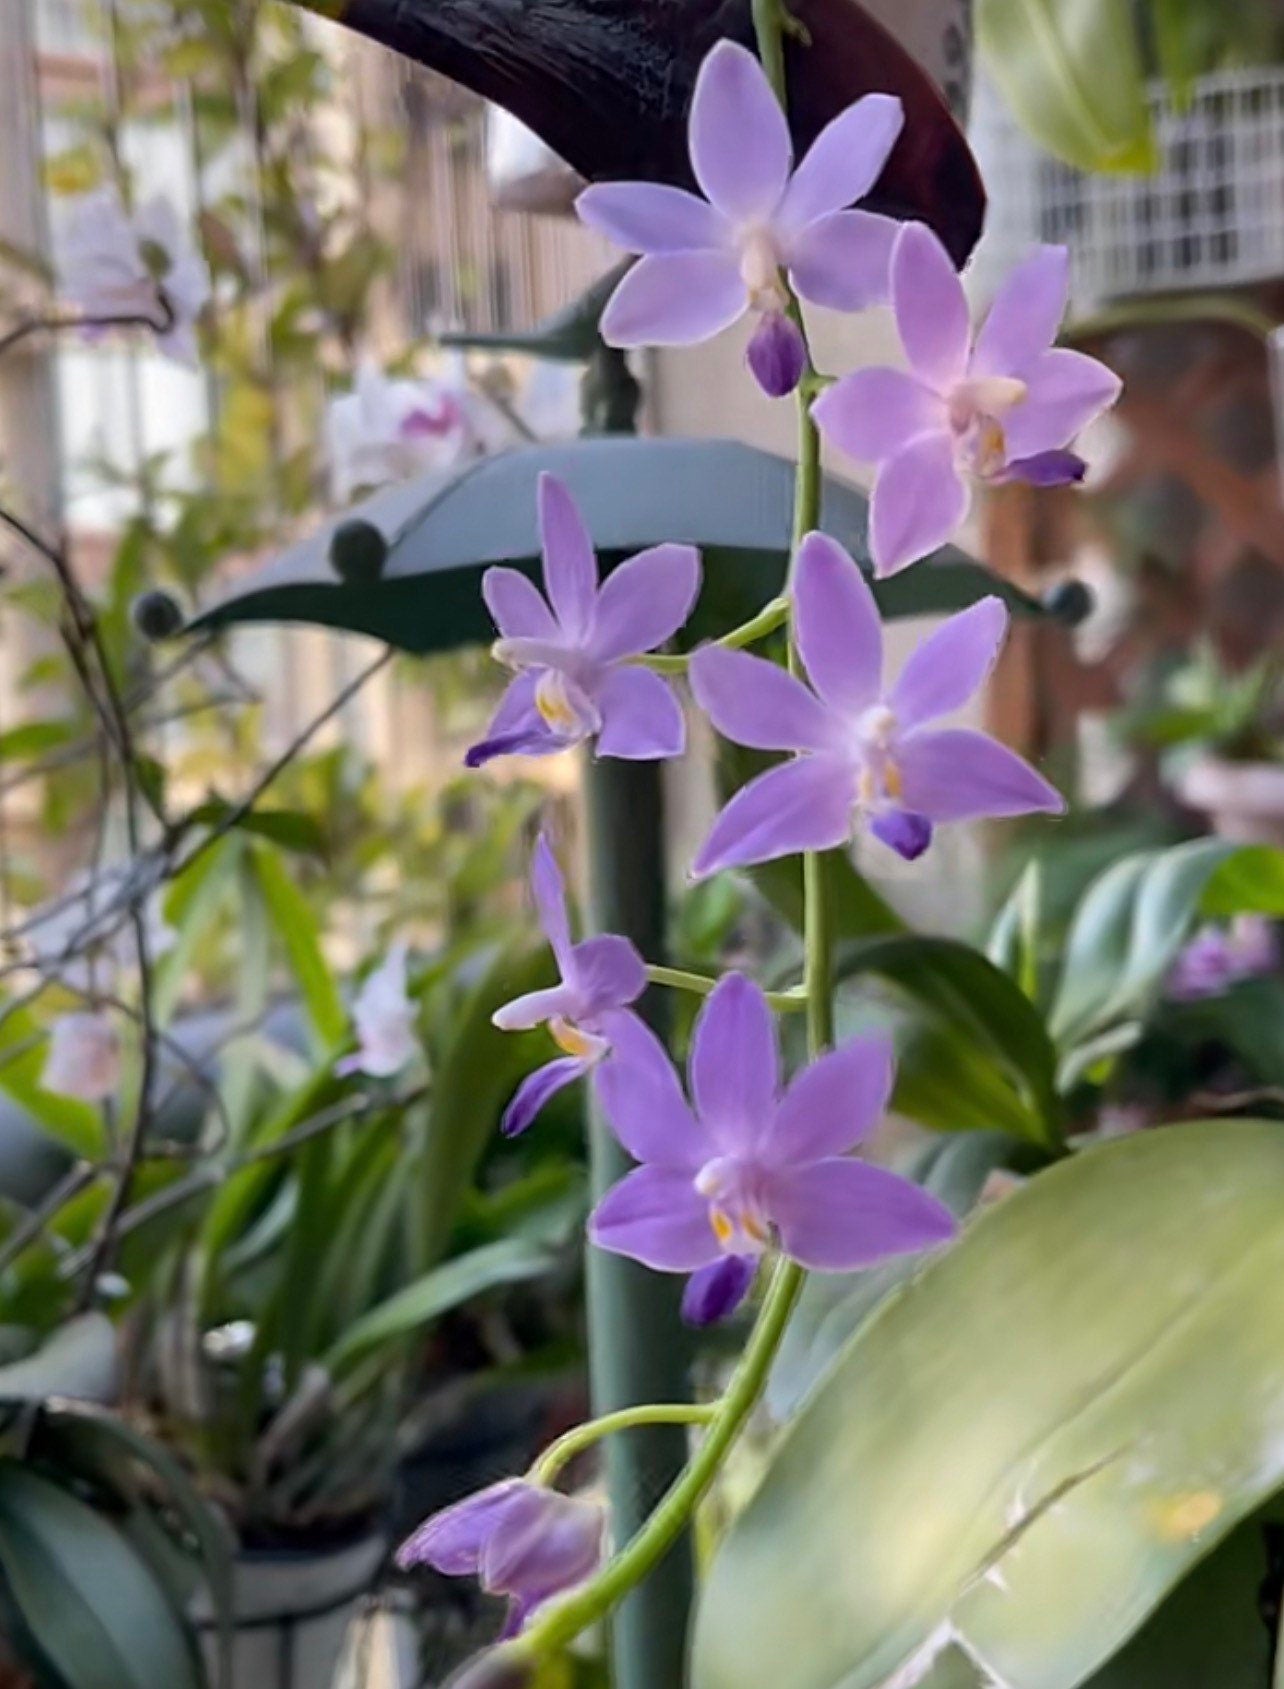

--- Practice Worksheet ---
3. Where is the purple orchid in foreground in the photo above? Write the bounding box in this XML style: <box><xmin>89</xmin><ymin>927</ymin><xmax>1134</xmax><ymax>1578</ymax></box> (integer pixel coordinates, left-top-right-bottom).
<box><xmin>494</xmin><ymin>835</ymin><xmax>646</xmax><ymax>1136</ymax></box>
<box><xmin>398</xmin><ymin>1478</ymin><xmax>606</xmax><ymax>1637</ymax></box>
<box><xmin>590</xmin><ymin>975</ymin><xmax>955</xmax><ymax>1324</ymax></box>
<box><xmin>577</xmin><ymin>39</ymin><xmax>903</xmax><ymax>396</ymax></box>
<box><xmin>813</xmin><ymin>223</ymin><xmax>1121</xmax><ymax>574</ymax></box>
<box><xmin>690</xmin><ymin>532</ymin><xmax>1063</xmax><ymax>876</ymax></box>
<box><xmin>466</xmin><ymin>476</ymin><xmax>699</xmax><ymax>768</ymax></box>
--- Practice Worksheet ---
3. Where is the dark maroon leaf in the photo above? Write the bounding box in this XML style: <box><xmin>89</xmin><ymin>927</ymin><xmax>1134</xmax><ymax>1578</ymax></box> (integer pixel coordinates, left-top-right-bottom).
<box><xmin>320</xmin><ymin>0</ymin><xmax>985</xmax><ymax>265</ymax></box>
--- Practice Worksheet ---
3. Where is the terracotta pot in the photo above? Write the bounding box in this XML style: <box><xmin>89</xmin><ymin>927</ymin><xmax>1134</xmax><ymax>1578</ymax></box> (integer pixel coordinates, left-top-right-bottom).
<box><xmin>1178</xmin><ymin>756</ymin><xmax>1284</xmax><ymax>846</ymax></box>
<box><xmin>190</xmin><ymin>1533</ymin><xmax>386</xmax><ymax>1689</ymax></box>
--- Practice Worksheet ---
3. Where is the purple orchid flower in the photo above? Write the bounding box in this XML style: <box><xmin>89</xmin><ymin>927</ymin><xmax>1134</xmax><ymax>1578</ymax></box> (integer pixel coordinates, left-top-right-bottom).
<box><xmin>1167</xmin><ymin>916</ymin><xmax>1279</xmax><ymax>1002</ymax></box>
<box><xmin>689</xmin><ymin>531</ymin><xmax>1063</xmax><ymax>876</ymax></box>
<box><xmin>397</xmin><ymin>1478</ymin><xmax>606</xmax><ymax>1638</ymax></box>
<box><xmin>590</xmin><ymin>974</ymin><xmax>956</xmax><ymax>1322</ymax></box>
<box><xmin>813</xmin><ymin>223</ymin><xmax>1121</xmax><ymax>574</ymax></box>
<box><xmin>466</xmin><ymin>476</ymin><xmax>700</xmax><ymax>768</ymax></box>
<box><xmin>577</xmin><ymin>39</ymin><xmax>903</xmax><ymax>397</ymax></box>
<box><xmin>494</xmin><ymin>835</ymin><xmax>646</xmax><ymax>1136</ymax></box>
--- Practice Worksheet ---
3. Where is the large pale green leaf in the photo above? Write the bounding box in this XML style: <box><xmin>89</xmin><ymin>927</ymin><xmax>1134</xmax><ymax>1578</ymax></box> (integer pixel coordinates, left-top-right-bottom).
<box><xmin>978</xmin><ymin>0</ymin><xmax>1156</xmax><ymax>173</ymax></box>
<box><xmin>693</xmin><ymin>1121</ymin><xmax>1284</xmax><ymax>1689</ymax></box>
<box><xmin>0</xmin><ymin>1462</ymin><xmax>201</xmax><ymax>1689</ymax></box>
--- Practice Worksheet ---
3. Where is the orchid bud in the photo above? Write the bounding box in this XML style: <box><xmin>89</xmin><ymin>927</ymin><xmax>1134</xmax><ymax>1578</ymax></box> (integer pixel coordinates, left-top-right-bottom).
<box><xmin>746</xmin><ymin>313</ymin><xmax>806</xmax><ymax>399</ymax></box>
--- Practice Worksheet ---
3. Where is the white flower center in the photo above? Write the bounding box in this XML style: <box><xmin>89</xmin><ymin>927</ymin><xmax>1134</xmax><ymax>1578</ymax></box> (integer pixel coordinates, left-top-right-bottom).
<box><xmin>947</xmin><ymin>376</ymin><xmax>1028</xmax><ymax>481</ymax></box>
<box><xmin>853</xmin><ymin>703</ymin><xmax>903</xmax><ymax>810</ymax></box>
<box><xmin>535</xmin><ymin>670</ymin><xmax>601</xmax><ymax>743</ymax></box>
<box><xmin>694</xmin><ymin>1155</ymin><xmax>772</xmax><ymax>1256</ymax></box>
<box><xmin>738</xmin><ymin>227</ymin><xmax>787</xmax><ymax>316</ymax></box>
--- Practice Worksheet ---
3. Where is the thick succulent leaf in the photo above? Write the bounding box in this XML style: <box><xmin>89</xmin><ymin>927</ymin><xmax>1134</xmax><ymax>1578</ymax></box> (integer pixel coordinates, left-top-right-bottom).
<box><xmin>184</xmin><ymin>440</ymin><xmax>1044</xmax><ymax>657</ymax></box>
<box><xmin>314</xmin><ymin>0</ymin><xmax>984</xmax><ymax>263</ymax></box>
<box><xmin>0</xmin><ymin>1314</ymin><xmax>117</xmax><ymax>1404</ymax></box>
<box><xmin>977</xmin><ymin>0</ymin><xmax>1156</xmax><ymax>173</ymax></box>
<box><xmin>693</xmin><ymin>1122</ymin><xmax>1284</xmax><ymax>1689</ymax></box>
<box><xmin>0</xmin><ymin>1462</ymin><xmax>201</xmax><ymax>1689</ymax></box>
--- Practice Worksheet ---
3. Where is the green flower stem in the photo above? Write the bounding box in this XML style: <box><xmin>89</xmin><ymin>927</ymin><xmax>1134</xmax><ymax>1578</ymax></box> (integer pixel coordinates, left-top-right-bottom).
<box><xmin>516</xmin><ymin>1254</ymin><xmax>805</xmax><ymax>1661</ymax></box>
<box><xmin>530</xmin><ymin>1404</ymin><xmax>719</xmax><ymax>1489</ymax></box>
<box><xmin>645</xmin><ymin>965</ymin><xmax>807</xmax><ymax>1013</ymax></box>
<box><xmin>632</xmin><ymin>594</ymin><xmax>792</xmax><ymax>675</ymax></box>
<box><xmin>513</xmin><ymin>7</ymin><xmax>833</xmax><ymax>1671</ymax></box>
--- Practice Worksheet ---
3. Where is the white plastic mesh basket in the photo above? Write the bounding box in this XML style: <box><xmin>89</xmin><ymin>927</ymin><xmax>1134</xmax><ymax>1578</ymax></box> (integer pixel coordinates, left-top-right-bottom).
<box><xmin>969</xmin><ymin>69</ymin><xmax>1284</xmax><ymax>309</ymax></box>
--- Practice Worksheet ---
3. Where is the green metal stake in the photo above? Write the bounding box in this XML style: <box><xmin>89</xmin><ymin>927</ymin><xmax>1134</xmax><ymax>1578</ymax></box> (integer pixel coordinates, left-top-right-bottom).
<box><xmin>582</xmin><ymin>342</ymin><xmax>695</xmax><ymax>1688</ymax></box>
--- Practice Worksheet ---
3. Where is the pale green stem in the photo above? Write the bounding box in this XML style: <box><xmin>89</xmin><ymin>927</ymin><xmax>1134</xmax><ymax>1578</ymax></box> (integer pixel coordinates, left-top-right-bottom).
<box><xmin>530</xmin><ymin>1404</ymin><xmax>718</xmax><ymax>1489</ymax></box>
<box><xmin>646</xmin><ymin>964</ymin><xmax>807</xmax><ymax>1013</ymax></box>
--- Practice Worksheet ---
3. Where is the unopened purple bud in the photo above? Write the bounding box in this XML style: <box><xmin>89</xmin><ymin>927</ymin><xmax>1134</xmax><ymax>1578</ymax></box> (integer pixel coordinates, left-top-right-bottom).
<box><xmin>870</xmin><ymin>810</ymin><xmax>933</xmax><ymax>861</ymax></box>
<box><xmin>1006</xmin><ymin>450</ymin><xmax>1086</xmax><ymax>488</ymax></box>
<box><xmin>746</xmin><ymin>313</ymin><xmax>806</xmax><ymax>399</ymax></box>
<box><xmin>682</xmin><ymin>1254</ymin><xmax>756</xmax><ymax>1326</ymax></box>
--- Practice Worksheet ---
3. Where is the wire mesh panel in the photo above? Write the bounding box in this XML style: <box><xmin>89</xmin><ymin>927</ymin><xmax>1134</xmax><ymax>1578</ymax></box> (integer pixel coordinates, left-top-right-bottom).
<box><xmin>970</xmin><ymin>69</ymin><xmax>1284</xmax><ymax>309</ymax></box>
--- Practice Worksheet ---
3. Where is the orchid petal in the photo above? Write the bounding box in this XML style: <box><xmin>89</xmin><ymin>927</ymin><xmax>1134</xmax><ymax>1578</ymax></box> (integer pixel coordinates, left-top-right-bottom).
<box><xmin>682</xmin><ymin>1254</ymin><xmax>756</xmax><ymax>1326</ymax></box>
<box><xmin>530</xmin><ymin>833</ymin><xmax>573</xmax><ymax>972</ymax></box>
<box><xmin>482</xmin><ymin>566</ymin><xmax>557</xmax><ymax>640</ymax></box>
<box><xmin>689</xmin><ymin>974</ymin><xmax>779</xmax><ymax>1154</ymax></box>
<box><xmin>971</xmin><ymin>245</ymin><xmax>1069</xmax><ymax>379</ymax></box>
<box><xmin>538</xmin><ymin>475</ymin><xmax>597</xmax><ymax>640</ymax></box>
<box><xmin>501</xmin><ymin>1056</ymin><xmax>589</xmax><ymax>1137</ymax></box>
<box><xmin>768</xmin><ymin>1034</ymin><xmax>894</xmax><ymax>1165</ymax></box>
<box><xmin>689</xmin><ymin>646</ymin><xmax>835</xmax><ymax>753</ymax></box>
<box><xmin>594</xmin><ymin>1010</ymin><xmax>707</xmax><ymax>1168</ymax></box>
<box><xmin>567</xmin><ymin>934</ymin><xmax>646</xmax><ymax>1013</ymax></box>
<box><xmin>1004</xmin><ymin>347</ymin><xmax>1121</xmax><ymax>458</ymax></box>
<box><xmin>691</xmin><ymin>755</ymin><xmax>854</xmax><ymax>879</ymax></box>
<box><xmin>397</xmin><ymin>1480</ymin><xmax>526</xmax><ymax>1575</ymax></box>
<box><xmin>889</xmin><ymin>596</ymin><xmax>1008</xmax><ymax>728</ymax></box>
<box><xmin>787</xmin><ymin>209</ymin><xmax>897</xmax><ymax>313</ymax></box>
<box><xmin>575</xmin><ymin>182</ymin><xmax>726</xmax><ymax>253</ymax></box>
<box><xmin>812</xmin><ymin>366</ymin><xmax>944</xmax><ymax>464</ymax></box>
<box><xmin>747</xmin><ymin>313</ymin><xmax>807</xmax><ymax>398</ymax></box>
<box><xmin>767</xmin><ymin>1157</ymin><xmax>957</xmax><ymax>1270</ymax></box>
<box><xmin>601</xmin><ymin>252</ymin><xmax>747</xmax><ymax>347</ymax></box>
<box><xmin>891</xmin><ymin>222</ymin><xmax>970</xmax><ymax>390</ymax></box>
<box><xmin>779</xmin><ymin>94</ymin><xmax>904</xmax><ymax>228</ymax></box>
<box><xmin>793</xmin><ymin>532</ymin><xmax>883</xmax><ymax>713</ymax></box>
<box><xmin>689</xmin><ymin>41</ymin><xmax>791</xmax><ymax>222</ymax></box>
<box><xmin>897</xmin><ymin>727</ymin><xmax>1065</xmax><ymax>822</ymax></box>
<box><xmin>482</xmin><ymin>1490</ymin><xmax>604</xmax><ymax>1606</ymax></box>
<box><xmin>590</xmin><ymin>543</ymin><xmax>701</xmax><ymax>663</ymax></box>
<box><xmin>589</xmin><ymin>1165</ymin><xmax>719</xmax><ymax>1270</ymax></box>
<box><xmin>594</xmin><ymin>666</ymin><xmax>685</xmax><ymax>759</ymax></box>
<box><xmin>869</xmin><ymin>432</ymin><xmax>969</xmax><ymax>577</ymax></box>
<box><xmin>492</xmin><ymin>985</ymin><xmax>579</xmax><ymax>1034</ymax></box>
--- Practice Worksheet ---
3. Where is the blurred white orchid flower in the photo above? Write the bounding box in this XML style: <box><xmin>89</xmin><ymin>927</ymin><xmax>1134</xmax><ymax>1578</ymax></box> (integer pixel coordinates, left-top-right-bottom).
<box><xmin>326</xmin><ymin>361</ymin><xmax>478</xmax><ymax>504</ymax></box>
<box><xmin>42</xmin><ymin>1011</ymin><xmax>121</xmax><ymax>1102</ymax></box>
<box><xmin>56</xmin><ymin>185</ymin><xmax>210</xmax><ymax>365</ymax></box>
<box><xmin>337</xmin><ymin>943</ymin><xmax>421</xmax><ymax>1079</ymax></box>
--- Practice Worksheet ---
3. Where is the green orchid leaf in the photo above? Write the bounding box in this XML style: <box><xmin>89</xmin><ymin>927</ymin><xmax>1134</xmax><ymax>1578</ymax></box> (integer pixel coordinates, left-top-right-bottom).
<box><xmin>978</xmin><ymin>0</ymin><xmax>1157</xmax><ymax>173</ymax></box>
<box><xmin>249</xmin><ymin>840</ymin><xmax>345</xmax><ymax>1052</ymax></box>
<box><xmin>693</xmin><ymin>1122</ymin><xmax>1284</xmax><ymax>1689</ymax></box>
<box><xmin>0</xmin><ymin>1462</ymin><xmax>202</xmax><ymax>1689</ymax></box>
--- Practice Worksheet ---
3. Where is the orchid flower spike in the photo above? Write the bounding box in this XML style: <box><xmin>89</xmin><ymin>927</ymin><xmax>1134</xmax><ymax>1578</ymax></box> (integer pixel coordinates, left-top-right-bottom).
<box><xmin>337</xmin><ymin>943</ymin><xmax>421</xmax><ymax>1079</ymax></box>
<box><xmin>56</xmin><ymin>186</ymin><xmax>210</xmax><ymax>366</ymax></box>
<box><xmin>590</xmin><ymin>974</ymin><xmax>955</xmax><ymax>1324</ymax></box>
<box><xmin>493</xmin><ymin>835</ymin><xmax>645</xmax><ymax>1136</ymax></box>
<box><xmin>466</xmin><ymin>475</ymin><xmax>700</xmax><ymax>768</ymax></box>
<box><xmin>813</xmin><ymin>223</ymin><xmax>1121</xmax><ymax>574</ymax></box>
<box><xmin>577</xmin><ymin>39</ymin><xmax>903</xmax><ymax>396</ymax></box>
<box><xmin>397</xmin><ymin>1478</ymin><xmax>606</xmax><ymax>1639</ymax></box>
<box><xmin>42</xmin><ymin>1011</ymin><xmax>121</xmax><ymax>1103</ymax></box>
<box><xmin>690</xmin><ymin>532</ymin><xmax>1063</xmax><ymax>875</ymax></box>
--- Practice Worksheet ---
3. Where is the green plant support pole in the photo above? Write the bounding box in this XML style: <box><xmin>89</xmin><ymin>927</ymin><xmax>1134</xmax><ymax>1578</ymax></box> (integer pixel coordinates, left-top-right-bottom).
<box><xmin>582</xmin><ymin>342</ymin><xmax>695</xmax><ymax>1688</ymax></box>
